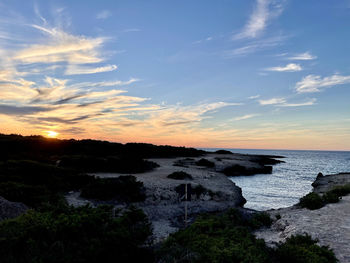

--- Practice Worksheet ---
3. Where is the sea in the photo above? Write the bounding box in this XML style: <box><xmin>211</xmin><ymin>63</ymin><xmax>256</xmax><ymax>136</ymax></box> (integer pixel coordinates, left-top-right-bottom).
<box><xmin>202</xmin><ymin>148</ymin><xmax>350</xmax><ymax>211</ymax></box>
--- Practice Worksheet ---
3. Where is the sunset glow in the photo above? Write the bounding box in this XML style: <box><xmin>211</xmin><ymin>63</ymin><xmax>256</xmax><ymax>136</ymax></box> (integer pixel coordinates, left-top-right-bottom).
<box><xmin>45</xmin><ymin>131</ymin><xmax>59</xmax><ymax>138</ymax></box>
<box><xmin>0</xmin><ymin>1</ymin><xmax>349</xmax><ymax>150</ymax></box>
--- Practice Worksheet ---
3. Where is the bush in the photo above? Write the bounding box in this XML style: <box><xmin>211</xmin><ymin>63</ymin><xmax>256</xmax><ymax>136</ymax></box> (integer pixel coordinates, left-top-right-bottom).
<box><xmin>80</xmin><ymin>176</ymin><xmax>146</xmax><ymax>202</ymax></box>
<box><xmin>157</xmin><ymin>209</ymin><xmax>271</xmax><ymax>263</ymax></box>
<box><xmin>299</xmin><ymin>192</ymin><xmax>324</xmax><ymax>210</ymax></box>
<box><xmin>275</xmin><ymin>234</ymin><xmax>337</xmax><ymax>263</ymax></box>
<box><xmin>167</xmin><ymin>171</ymin><xmax>193</xmax><ymax>180</ymax></box>
<box><xmin>195</xmin><ymin>158</ymin><xmax>215</xmax><ymax>168</ymax></box>
<box><xmin>0</xmin><ymin>205</ymin><xmax>153</xmax><ymax>263</ymax></box>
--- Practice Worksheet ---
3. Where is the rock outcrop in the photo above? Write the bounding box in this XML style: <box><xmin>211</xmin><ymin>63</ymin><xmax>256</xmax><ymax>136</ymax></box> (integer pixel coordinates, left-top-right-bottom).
<box><xmin>255</xmin><ymin>173</ymin><xmax>350</xmax><ymax>263</ymax></box>
<box><xmin>0</xmin><ymin>196</ymin><xmax>28</xmax><ymax>221</ymax></box>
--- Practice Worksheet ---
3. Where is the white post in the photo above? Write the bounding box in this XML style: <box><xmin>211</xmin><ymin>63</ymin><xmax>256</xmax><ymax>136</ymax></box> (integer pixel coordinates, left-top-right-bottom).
<box><xmin>185</xmin><ymin>183</ymin><xmax>188</xmax><ymax>227</ymax></box>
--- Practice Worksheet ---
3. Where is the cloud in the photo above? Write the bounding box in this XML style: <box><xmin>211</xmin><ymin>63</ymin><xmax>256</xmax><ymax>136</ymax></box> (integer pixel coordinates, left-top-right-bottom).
<box><xmin>65</xmin><ymin>64</ymin><xmax>118</xmax><ymax>75</ymax></box>
<box><xmin>248</xmin><ymin>95</ymin><xmax>260</xmax><ymax>99</ymax></box>
<box><xmin>288</xmin><ymin>52</ymin><xmax>317</xmax><ymax>61</ymax></box>
<box><xmin>232</xmin><ymin>114</ymin><xmax>259</xmax><ymax>121</ymax></box>
<box><xmin>14</xmin><ymin>25</ymin><xmax>105</xmax><ymax>64</ymax></box>
<box><xmin>265</xmin><ymin>63</ymin><xmax>302</xmax><ymax>72</ymax></box>
<box><xmin>259</xmin><ymin>97</ymin><xmax>317</xmax><ymax>107</ymax></box>
<box><xmin>280</xmin><ymin>98</ymin><xmax>317</xmax><ymax>107</ymax></box>
<box><xmin>295</xmin><ymin>74</ymin><xmax>350</xmax><ymax>93</ymax></box>
<box><xmin>96</xmin><ymin>10</ymin><xmax>111</xmax><ymax>20</ymax></box>
<box><xmin>259</xmin><ymin>97</ymin><xmax>286</xmax><ymax>105</ymax></box>
<box><xmin>233</xmin><ymin>0</ymin><xmax>285</xmax><ymax>40</ymax></box>
<box><xmin>224</xmin><ymin>35</ymin><xmax>286</xmax><ymax>57</ymax></box>
<box><xmin>0</xmin><ymin>104</ymin><xmax>53</xmax><ymax>115</ymax></box>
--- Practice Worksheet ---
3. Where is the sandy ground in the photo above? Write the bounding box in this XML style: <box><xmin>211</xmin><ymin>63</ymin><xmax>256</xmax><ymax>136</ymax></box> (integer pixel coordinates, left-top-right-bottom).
<box><xmin>255</xmin><ymin>173</ymin><xmax>350</xmax><ymax>263</ymax></box>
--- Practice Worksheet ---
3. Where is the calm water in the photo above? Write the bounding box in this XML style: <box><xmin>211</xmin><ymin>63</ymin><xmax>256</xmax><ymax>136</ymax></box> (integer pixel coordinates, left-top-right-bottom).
<box><xmin>204</xmin><ymin>148</ymin><xmax>350</xmax><ymax>211</ymax></box>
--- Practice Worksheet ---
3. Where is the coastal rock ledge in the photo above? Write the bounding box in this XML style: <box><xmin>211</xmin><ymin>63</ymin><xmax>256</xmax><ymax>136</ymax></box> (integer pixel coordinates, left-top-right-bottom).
<box><xmin>66</xmin><ymin>152</ymin><xmax>282</xmax><ymax>242</ymax></box>
<box><xmin>254</xmin><ymin>173</ymin><xmax>350</xmax><ymax>263</ymax></box>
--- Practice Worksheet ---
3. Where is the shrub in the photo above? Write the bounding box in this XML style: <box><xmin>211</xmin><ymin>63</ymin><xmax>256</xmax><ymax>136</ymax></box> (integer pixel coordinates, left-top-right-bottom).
<box><xmin>275</xmin><ymin>214</ymin><xmax>281</xmax><ymax>220</ymax></box>
<box><xmin>275</xmin><ymin>234</ymin><xmax>337</xmax><ymax>263</ymax></box>
<box><xmin>299</xmin><ymin>192</ymin><xmax>324</xmax><ymax>210</ymax></box>
<box><xmin>167</xmin><ymin>171</ymin><xmax>193</xmax><ymax>180</ymax></box>
<box><xmin>322</xmin><ymin>192</ymin><xmax>339</xmax><ymax>203</ymax></box>
<box><xmin>249</xmin><ymin>212</ymin><xmax>273</xmax><ymax>228</ymax></box>
<box><xmin>195</xmin><ymin>158</ymin><xmax>215</xmax><ymax>168</ymax></box>
<box><xmin>80</xmin><ymin>176</ymin><xmax>146</xmax><ymax>202</ymax></box>
<box><xmin>157</xmin><ymin>209</ymin><xmax>271</xmax><ymax>263</ymax></box>
<box><xmin>0</xmin><ymin>205</ymin><xmax>153</xmax><ymax>263</ymax></box>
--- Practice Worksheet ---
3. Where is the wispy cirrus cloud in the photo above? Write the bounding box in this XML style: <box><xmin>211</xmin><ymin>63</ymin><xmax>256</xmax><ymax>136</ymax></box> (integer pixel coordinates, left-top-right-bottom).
<box><xmin>259</xmin><ymin>97</ymin><xmax>286</xmax><ymax>105</ymax></box>
<box><xmin>259</xmin><ymin>97</ymin><xmax>316</xmax><ymax>107</ymax></box>
<box><xmin>280</xmin><ymin>98</ymin><xmax>317</xmax><ymax>107</ymax></box>
<box><xmin>65</xmin><ymin>64</ymin><xmax>118</xmax><ymax>75</ymax></box>
<box><xmin>224</xmin><ymin>35</ymin><xmax>287</xmax><ymax>57</ymax></box>
<box><xmin>248</xmin><ymin>95</ymin><xmax>260</xmax><ymax>99</ymax></box>
<box><xmin>232</xmin><ymin>114</ymin><xmax>259</xmax><ymax>121</ymax></box>
<box><xmin>295</xmin><ymin>74</ymin><xmax>350</xmax><ymax>93</ymax></box>
<box><xmin>265</xmin><ymin>63</ymin><xmax>302</xmax><ymax>72</ymax></box>
<box><xmin>233</xmin><ymin>0</ymin><xmax>285</xmax><ymax>40</ymax></box>
<box><xmin>288</xmin><ymin>51</ymin><xmax>317</xmax><ymax>61</ymax></box>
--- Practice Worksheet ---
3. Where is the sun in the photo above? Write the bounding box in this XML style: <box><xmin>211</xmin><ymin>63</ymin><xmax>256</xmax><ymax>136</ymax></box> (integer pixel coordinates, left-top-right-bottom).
<box><xmin>45</xmin><ymin>131</ymin><xmax>59</xmax><ymax>138</ymax></box>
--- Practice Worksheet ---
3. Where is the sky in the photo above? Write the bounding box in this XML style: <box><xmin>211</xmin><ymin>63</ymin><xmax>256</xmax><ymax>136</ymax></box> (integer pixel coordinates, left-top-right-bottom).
<box><xmin>0</xmin><ymin>0</ymin><xmax>350</xmax><ymax>150</ymax></box>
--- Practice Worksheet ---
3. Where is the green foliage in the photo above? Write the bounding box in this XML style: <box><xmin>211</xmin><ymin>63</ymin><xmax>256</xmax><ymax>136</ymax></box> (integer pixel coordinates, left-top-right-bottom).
<box><xmin>249</xmin><ymin>212</ymin><xmax>273</xmax><ymax>229</ymax></box>
<box><xmin>80</xmin><ymin>176</ymin><xmax>146</xmax><ymax>202</ymax></box>
<box><xmin>300</xmin><ymin>184</ymin><xmax>350</xmax><ymax>210</ymax></box>
<box><xmin>299</xmin><ymin>192</ymin><xmax>324</xmax><ymax>210</ymax></box>
<box><xmin>167</xmin><ymin>171</ymin><xmax>193</xmax><ymax>180</ymax></box>
<box><xmin>0</xmin><ymin>205</ymin><xmax>154</xmax><ymax>263</ymax></box>
<box><xmin>195</xmin><ymin>158</ymin><xmax>215</xmax><ymax>168</ymax></box>
<box><xmin>157</xmin><ymin>209</ymin><xmax>273</xmax><ymax>263</ymax></box>
<box><xmin>275</xmin><ymin>234</ymin><xmax>337</xmax><ymax>263</ymax></box>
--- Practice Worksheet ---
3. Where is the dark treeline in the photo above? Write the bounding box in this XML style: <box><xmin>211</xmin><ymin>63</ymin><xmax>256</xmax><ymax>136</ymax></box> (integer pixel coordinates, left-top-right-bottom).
<box><xmin>0</xmin><ymin>134</ymin><xmax>204</xmax><ymax>161</ymax></box>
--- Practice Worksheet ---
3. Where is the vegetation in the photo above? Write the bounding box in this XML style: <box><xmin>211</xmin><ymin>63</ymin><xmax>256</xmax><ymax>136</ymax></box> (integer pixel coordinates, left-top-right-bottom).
<box><xmin>215</xmin><ymin>150</ymin><xmax>233</xmax><ymax>154</ymax></box>
<box><xmin>157</xmin><ymin>209</ymin><xmax>336</xmax><ymax>263</ymax></box>
<box><xmin>195</xmin><ymin>158</ymin><xmax>215</xmax><ymax>168</ymax></box>
<box><xmin>167</xmin><ymin>171</ymin><xmax>193</xmax><ymax>180</ymax></box>
<box><xmin>275</xmin><ymin>234</ymin><xmax>337</xmax><ymax>263</ymax></box>
<box><xmin>222</xmin><ymin>164</ymin><xmax>272</xmax><ymax>176</ymax></box>
<box><xmin>0</xmin><ymin>205</ymin><xmax>154</xmax><ymax>263</ymax></box>
<box><xmin>299</xmin><ymin>184</ymin><xmax>350</xmax><ymax>210</ymax></box>
<box><xmin>80</xmin><ymin>176</ymin><xmax>146</xmax><ymax>202</ymax></box>
<box><xmin>299</xmin><ymin>192</ymin><xmax>324</xmax><ymax>210</ymax></box>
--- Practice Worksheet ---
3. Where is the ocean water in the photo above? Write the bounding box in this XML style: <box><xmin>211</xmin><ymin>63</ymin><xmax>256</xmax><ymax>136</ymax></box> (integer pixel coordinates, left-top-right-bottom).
<box><xmin>204</xmin><ymin>149</ymin><xmax>350</xmax><ymax>211</ymax></box>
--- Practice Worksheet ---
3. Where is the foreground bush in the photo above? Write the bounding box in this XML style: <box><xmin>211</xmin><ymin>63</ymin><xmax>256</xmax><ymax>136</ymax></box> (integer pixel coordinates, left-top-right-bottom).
<box><xmin>299</xmin><ymin>192</ymin><xmax>324</xmax><ymax>210</ymax></box>
<box><xmin>0</xmin><ymin>205</ymin><xmax>153</xmax><ymax>263</ymax></box>
<box><xmin>80</xmin><ymin>176</ymin><xmax>146</xmax><ymax>202</ymax></box>
<box><xmin>195</xmin><ymin>158</ymin><xmax>215</xmax><ymax>168</ymax></box>
<box><xmin>157</xmin><ymin>209</ymin><xmax>272</xmax><ymax>263</ymax></box>
<box><xmin>275</xmin><ymin>234</ymin><xmax>337</xmax><ymax>263</ymax></box>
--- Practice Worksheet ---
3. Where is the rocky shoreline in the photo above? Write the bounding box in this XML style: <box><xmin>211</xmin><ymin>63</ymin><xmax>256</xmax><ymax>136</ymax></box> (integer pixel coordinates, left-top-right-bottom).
<box><xmin>66</xmin><ymin>152</ymin><xmax>283</xmax><ymax>241</ymax></box>
<box><xmin>254</xmin><ymin>172</ymin><xmax>350</xmax><ymax>263</ymax></box>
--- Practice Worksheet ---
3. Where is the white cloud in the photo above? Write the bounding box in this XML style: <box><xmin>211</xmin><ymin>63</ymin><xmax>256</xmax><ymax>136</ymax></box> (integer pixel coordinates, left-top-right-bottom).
<box><xmin>233</xmin><ymin>0</ymin><xmax>285</xmax><ymax>40</ymax></box>
<box><xmin>295</xmin><ymin>74</ymin><xmax>350</xmax><ymax>93</ymax></box>
<box><xmin>65</xmin><ymin>64</ymin><xmax>118</xmax><ymax>75</ymax></box>
<box><xmin>224</xmin><ymin>35</ymin><xmax>286</xmax><ymax>57</ymax></box>
<box><xmin>96</xmin><ymin>10</ymin><xmax>111</xmax><ymax>20</ymax></box>
<box><xmin>265</xmin><ymin>63</ymin><xmax>302</xmax><ymax>72</ymax></box>
<box><xmin>259</xmin><ymin>97</ymin><xmax>286</xmax><ymax>105</ymax></box>
<box><xmin>232</xmin><ymin>114</ymin><xmax>259</xmax><ymax>121</ymax></box>
<box><xmin>280</xmin><ymin>98</ymin><xmax>317</xmax><ymax>107</ymax></box>
<box><xmin>259</xmin><ymin>97</ymin><xmax>316</xmax><ymax>107</ymax></box>
<box><xmin>288</xmin><ymin>52</ymin><xmax>317</xmax><ymax>61</ymax></box>
<box><xmin>248</xmin><ymin>95</ymin><xmax>260</xmax><ymax>99</ymax></box>
<box><xmin>15</xmin><ymin>25</ymin><xmax>105</xmax><ymax>64</ymax></box>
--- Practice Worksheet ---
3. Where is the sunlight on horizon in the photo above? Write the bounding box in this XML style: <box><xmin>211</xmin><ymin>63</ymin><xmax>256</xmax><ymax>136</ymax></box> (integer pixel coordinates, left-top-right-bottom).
<box><xmin>45</xmin><ymin>131</ymin><xmax>59</xmax><ymax>138</ymax></box>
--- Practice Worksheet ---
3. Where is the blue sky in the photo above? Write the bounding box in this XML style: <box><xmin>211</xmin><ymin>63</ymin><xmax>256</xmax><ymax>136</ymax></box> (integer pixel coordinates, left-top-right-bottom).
<box><xmin>0</xmin><ymin>0</ymin><xmax>349</xmax><ymax>150</ymax></box>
